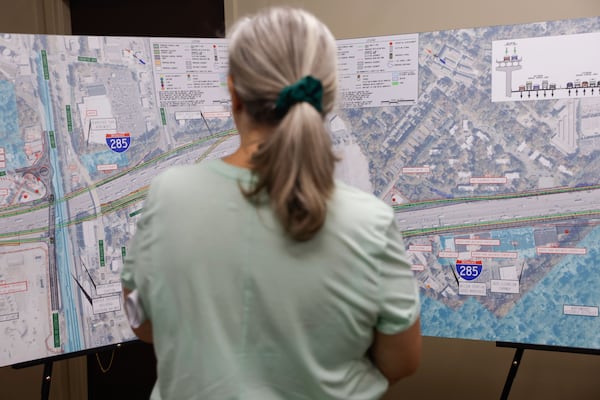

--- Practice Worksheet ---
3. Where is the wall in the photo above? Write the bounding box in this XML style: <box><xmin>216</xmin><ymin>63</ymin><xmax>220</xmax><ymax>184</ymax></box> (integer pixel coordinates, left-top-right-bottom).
<box><xmin>69</xmin><ymin>0</ymin><xmax>225</xmax><ymax>37</ymax></box>
<box><xmin>0</xmin><ymin>3</ymin><xmax>83</xmax><ymax>400</ymax></box>
<box><xmin>2</xmin><ymin>0</ymin><xmax>600</xmax><ymax>399</ymax></box>
<box><xmin>0</xmin><ymin>0</ymin><xmax>70</xmax><ymax>35</ymax></box>
<box><xmin>224</xmin><ymin>1</ymin><xmax>600</xmax><ymax>399</ymax></box>
<box><xmin>225</xmin><ymin>0</ymin><xmax>600</xmax><ymax>38</ymax></box>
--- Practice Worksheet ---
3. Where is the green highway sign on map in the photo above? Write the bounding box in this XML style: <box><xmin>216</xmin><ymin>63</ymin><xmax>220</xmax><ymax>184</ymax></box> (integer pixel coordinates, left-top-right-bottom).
<box><xmin>1</xmin><ymin>17</ymin><xmax>600</xmax><ymax>367</ymax></box>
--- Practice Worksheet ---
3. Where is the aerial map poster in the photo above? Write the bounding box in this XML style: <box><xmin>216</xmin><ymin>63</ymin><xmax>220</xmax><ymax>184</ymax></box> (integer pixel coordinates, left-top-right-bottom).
<box><xmin>1</xmin><ymin>16</ymin><xmax>600</xmax><ymax>367</ymax></box>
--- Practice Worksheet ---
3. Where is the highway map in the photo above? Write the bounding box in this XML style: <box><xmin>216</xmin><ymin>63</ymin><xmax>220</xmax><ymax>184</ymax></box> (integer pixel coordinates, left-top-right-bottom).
<box><xmin>0</xmin><ymin>34</ymin><xmax>235</xmax><ymax>366</ymax></box>
<box><xmin>333</xmin><ymin>16</ymin><xmax>600</xmax><ymax>350</ymax></box>
<box><xmin>1</xmin><ymin>16</ymin><xmax>600</xmax><ymax>366</ymax></box>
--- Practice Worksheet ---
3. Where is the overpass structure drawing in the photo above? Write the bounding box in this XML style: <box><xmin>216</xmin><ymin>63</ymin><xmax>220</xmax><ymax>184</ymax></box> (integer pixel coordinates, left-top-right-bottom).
<box><xmin>492</xmin><ymin>30</ymin><xmax>600</xmax><ymax>102</ymax></box>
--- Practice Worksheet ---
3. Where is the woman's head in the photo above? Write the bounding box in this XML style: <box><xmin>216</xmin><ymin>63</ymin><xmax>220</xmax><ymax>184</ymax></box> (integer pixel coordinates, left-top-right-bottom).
<box><xmin>228</xmin><ymin>7</ymin><xmax>339</xmax><ymax>241</ymax></box>
<box><xmin>228</xmin><ymin>7</ymin><xmax>337</xmax><ymax>123</ymax></box>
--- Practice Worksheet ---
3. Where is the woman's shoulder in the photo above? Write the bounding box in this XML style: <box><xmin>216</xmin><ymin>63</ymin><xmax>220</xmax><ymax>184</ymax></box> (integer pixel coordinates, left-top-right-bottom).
<box><xmin>151</xmin><ymin>159</ymin><xmax>248</xmax><ymax>189</ymax></box>
<box><xmin>332</xmin><ymin>181</ymin><xmax>391</xmax><ymax>213</ymax></box>
<box><xmin>149</xmin><ymin>164</ymin><xmax>202</xmax><ymax>190</ymax></box>
<box><xmin>329</xmin><ymin>181</ymin><xmax>395</xmax><ymax>234</ymax></box>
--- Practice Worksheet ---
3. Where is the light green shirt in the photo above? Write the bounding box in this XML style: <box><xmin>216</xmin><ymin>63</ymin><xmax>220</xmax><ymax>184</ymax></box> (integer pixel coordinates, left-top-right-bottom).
<box><xmin>121</xmin><ymin>159</ymin><xmax>419</xmax><ymax>400</ymax></box>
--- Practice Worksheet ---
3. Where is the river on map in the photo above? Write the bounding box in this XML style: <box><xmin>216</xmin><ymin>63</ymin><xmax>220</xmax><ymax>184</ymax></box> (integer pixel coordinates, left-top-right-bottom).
<box><xmin>37</xmin><ymin>55</ymin><xmax>82</xmax><ymax>352</ymax></box>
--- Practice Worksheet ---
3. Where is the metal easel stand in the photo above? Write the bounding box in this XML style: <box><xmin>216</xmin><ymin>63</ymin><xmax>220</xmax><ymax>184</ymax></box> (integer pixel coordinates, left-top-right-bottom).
<box><xmin>496</xmin><ymin>342</ymin><xmax>600</xmax><ymax>400</ymax></box>
<box><xmin>499</xmin><ymin>346</ymin><xmax>523</xmax><ymax>400</ymax></box>
<box><xmin>41</xmin><ymin>361</ymin><xmax>53</xmax><ymax>400</ymax></box>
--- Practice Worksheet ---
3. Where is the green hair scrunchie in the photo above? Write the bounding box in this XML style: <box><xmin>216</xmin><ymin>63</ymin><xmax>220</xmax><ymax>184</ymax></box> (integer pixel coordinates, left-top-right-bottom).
<box><xmin>274</xmin><ymin>76</ymin><xmax>323</xmax><ymax>118</ymax></box>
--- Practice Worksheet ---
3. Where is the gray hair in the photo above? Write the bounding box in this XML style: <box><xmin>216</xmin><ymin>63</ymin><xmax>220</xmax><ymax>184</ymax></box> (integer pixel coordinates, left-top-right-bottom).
<box><xmin>228</xmin><ymin>7</ymin><xmax>338</xmax><ymax>241</ymax></box>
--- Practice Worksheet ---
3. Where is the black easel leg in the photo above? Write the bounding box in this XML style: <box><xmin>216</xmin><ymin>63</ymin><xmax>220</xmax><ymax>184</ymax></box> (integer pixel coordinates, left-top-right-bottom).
<box><xmin>41</xmin><ymin>361</ymin><xmax>53</xmax><ymax>400</ymax></box>
<box><xmin>500</xmin><ymin>347</ymin><xmax>524</xmax><ymax>400</ymax></box>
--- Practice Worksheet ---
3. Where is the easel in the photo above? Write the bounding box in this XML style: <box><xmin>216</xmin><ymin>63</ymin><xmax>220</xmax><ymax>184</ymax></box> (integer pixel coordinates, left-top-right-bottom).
<box><xmin>41</xmin><ymin>361</ymin><xmax>53</xmax><ymax>400</ymax></box>
<box><xmin>496</xmin><ymin>342</ymin><xmax>600</xmax><ymax>400</ymax></box>
<box><xmin>12</xmin><ymin>342</ymin><xmax>126</xmax><ymax>400</ymax></box>
<box><xmin>12</xmin><ymin>358</ymin><xmax>59</xmax><ymax>400</ymax></box>
<box><xmin>13</xmin><ymin>358</ymin><xmax>59</xmax><ymax>400</ymax></box>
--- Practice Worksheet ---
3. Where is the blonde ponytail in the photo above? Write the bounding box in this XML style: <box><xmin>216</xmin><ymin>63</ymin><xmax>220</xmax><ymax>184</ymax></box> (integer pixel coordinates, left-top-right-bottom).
<box><xmin>246</xmin><ymin>101</ymin><xmax>336</xmax><ymax>240</ymax></box>
<box><xmin>228</xmin><ymin>7</ymin><xmax>338</xmax><ymax>241</ymax></box>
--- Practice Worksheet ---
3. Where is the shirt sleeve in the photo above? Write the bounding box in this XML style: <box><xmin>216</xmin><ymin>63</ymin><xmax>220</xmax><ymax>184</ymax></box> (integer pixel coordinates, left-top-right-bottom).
<box><xmin>120</xmin><ymin>176</ymin><xmax>162</xmax><ymax>292</ymax></box>
<box><xmin>375</xmin><ymin>219</ymin><xmax>421</xmax><ymax>335</ymax></box>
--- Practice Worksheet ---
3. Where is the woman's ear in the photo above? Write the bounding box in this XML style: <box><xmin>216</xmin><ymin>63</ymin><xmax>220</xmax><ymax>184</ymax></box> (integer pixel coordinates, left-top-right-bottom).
<box><xmin>228</xmin><ymin>75</ymin><xmax>243</xmax><ymax>113</ymax></box>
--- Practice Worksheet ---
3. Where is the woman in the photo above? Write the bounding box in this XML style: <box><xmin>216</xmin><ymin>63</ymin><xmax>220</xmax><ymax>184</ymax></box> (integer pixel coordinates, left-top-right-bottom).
<box><xmin>122</xmin><ymin>7</ymin><xmax>421</xmax><ymax>400</ymax></box>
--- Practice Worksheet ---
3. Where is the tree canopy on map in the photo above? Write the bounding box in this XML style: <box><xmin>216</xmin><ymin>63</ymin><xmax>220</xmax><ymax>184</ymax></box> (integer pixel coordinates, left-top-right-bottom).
<box><xmin>1</xmin><ymin>16</ymin><xmax>599</xmax><ymax>367</ymax></box>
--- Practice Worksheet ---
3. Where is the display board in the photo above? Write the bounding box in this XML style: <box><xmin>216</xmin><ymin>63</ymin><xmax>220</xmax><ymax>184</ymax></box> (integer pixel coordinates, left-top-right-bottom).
<box><xmin>1</xmin><ymin>16</ymin><xmax>600</xmax><ymax>367</ymax></box>
<box><xmin>333</xmin><ymin>16</ymin><xmax>600</xmax><ymax>351</ymax></box>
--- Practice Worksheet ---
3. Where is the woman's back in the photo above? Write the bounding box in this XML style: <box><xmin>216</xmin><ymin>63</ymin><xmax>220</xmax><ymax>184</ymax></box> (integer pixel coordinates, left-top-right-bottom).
<box><xmin>122</xmin><ymin>7</ymin><xmax>421</xmax><ymax>399</ymax></box>
<box><xmin>123</xmin><ymin>159</ymin><xmax>419</xmax><ymax>399</ymax></box>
